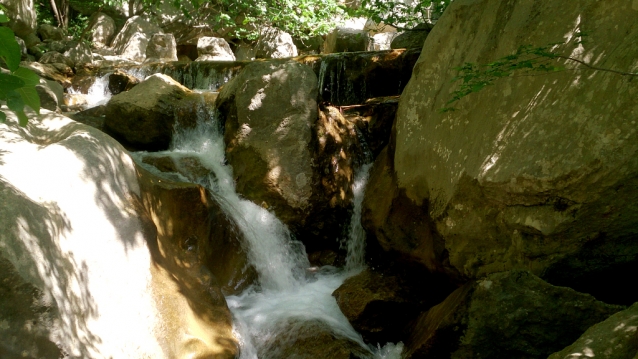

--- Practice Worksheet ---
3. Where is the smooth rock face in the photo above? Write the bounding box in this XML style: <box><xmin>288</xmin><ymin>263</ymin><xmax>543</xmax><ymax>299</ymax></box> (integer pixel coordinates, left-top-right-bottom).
<box><xmin>0</xmin><ymin>0</ymin><xmax>36</xmax><ymax>38</ymax></box>
<box><xmin>64</xmin><ymin>41</ymin><xmax>94</xmax><ymax>67</ymax></box>
<box><xmin>104</xmin><ymin>73</ymin><xmax>201</xmax><ymax>150</ymax></box>
<box><xmin>548</xmin><ymin>301</ymin><xmax>638</xmax><ymax>359</ymax></box>
<box><xmin>322</xmin><ymin>28</ymin><xmax>369</xmax><ymax>54</ymax></box>
<box><xmin>392</xmin><ymin>0</ymin><xmax>638</xmax><ymax>301</ymax></box>
<box><xmin>0</xmin><ymin>110</ymin><xmax>237</xmax><ymax>359</ymax></box>
<box><xmin>195</xmin><ymin>36</ymin><xmax>236</xmax><ymax>61</ymax></box>
<box><xmin>217</xmin><ymin>61</ymin><xmax>317</xmax><ymax>236</ymax></box>
<box><xmin>407</xmin><ymin>270</ymin><xmax>624</xmax><ymax>359</ymax></box>
<box><xmin>86</xmin><ymin>12</ymin><xmax>116</xmax><ymax>48</ymax></box>
<box><xmin>110</xmin><ymin>16</ymin><xmax>162</xmax><ymax>62</ymax></box>
<box><xmin>255</xmin><ymin>27</ymin><xmax>298</xmax><ymax>59</ymax></box>
<box><xmin>145</xmin><ymin>33</ymin><xmax>178</xmax><ymax>62</ymax></box>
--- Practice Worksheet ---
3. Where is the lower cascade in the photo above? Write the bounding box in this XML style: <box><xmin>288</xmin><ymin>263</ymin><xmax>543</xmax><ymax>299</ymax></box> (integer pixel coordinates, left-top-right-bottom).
<box><xmin>135</xmin><ymin>105</ymin><xmax>404</xmax><ymax>359</ymax></box>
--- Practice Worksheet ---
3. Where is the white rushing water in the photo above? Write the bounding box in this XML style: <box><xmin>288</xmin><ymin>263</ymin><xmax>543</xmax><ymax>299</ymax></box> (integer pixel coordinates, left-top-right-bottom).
<box><xmin>68</xmin><ymin>74</ymin><xmax>112</xmax><ymax>109</ymax></box>
<box><xmin>130</xmin><ymin>92</ymin><xmax>403</xmax><ymax>358</ymax></box>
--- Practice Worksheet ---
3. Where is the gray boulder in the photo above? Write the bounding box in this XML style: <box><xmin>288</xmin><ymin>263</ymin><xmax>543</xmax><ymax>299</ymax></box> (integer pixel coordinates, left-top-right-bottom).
<box><xmin>39</xmin><ymin>51</ymin><xmax>74</xmax><ymax>67</ymax></box>
<box><xmin>390</xmin><ymin>23</ymin><xmax>432</xmax><ymax>49</ymax></box>
<box><xmin>378</xmin><ymin>0</ymin><xmax>638</xmax><ymax>304</ymax></box>
<box><xmin>0</xmin><ymin>0</ymin><xmax>36</xmax><ymax>38</ymax></box>
<box><xmin>145</xmin><ymin>33</ymin><xmax>178</xmax><ymax>63</ymax></box>
<box><xmin>195</xmin><ymin>36</ymin><xmax>235</xmax><ymax>61</ymax></box>
<box><xmin>104</xmin><ymin>73</ymin><xmax>203</xmax><ymax>150</ymax></box>
<box><xmin>86</xmin><ymin>12</ymin><xmax>116</xmax><ymax>48</ymax></box>
<box><xmin>110</xmin><ymin>15</ymin><xmax>162</xmax><ymax>62</ymax></box>
<box><xmin>63</xmin><ymin>42</ymin><xmax>94</xmax><ymax>67</ymax></box>
<box><xmin>255</xmin><ymin>27</ymin><xmax>298</xmax><ymax>59</ymax></box>
<box><xmin>36</xmin><ymin>78</ymin><xmax>64</xmax><ymax>111</ymax></box>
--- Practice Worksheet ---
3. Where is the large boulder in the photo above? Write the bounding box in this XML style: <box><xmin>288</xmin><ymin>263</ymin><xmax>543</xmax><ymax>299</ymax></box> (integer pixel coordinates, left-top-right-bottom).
<box><xmin>0</xmin><ymin>109</ymin><xmax>237</xmax><ymax>359</ymax></box>
<box><xmin>36</xmin><ymin>77</ymin><xmax>64</xmax><ymax>111</ymax></box>
<box><xmin>64</xmin><ymin>41</ymin><xmax>94</xmax><ymax>68</ymax></box>
<box><xmin>37</xmin><ymin>24</ymin><xmax>65</xmax><ymax>41</ymax></box>
<box><xmin>255</xmin><ymin>27</ymin><xmax>298</xmax><ymax>59</ymax></box>
<box><xmin>217</xmin><ymin>61</ymin><xmax>319</xmax><ymax>245</ymax></box>
<box><xmin>406</xmin><ymin>270</ymin><xmax>624</xmax><ymax>359</ymax></box>
<box><xmin>195</xmin><ymin>36</ymin><xmax>235</xmax><ymax>61</ymax></box>
<box><xmin>145</xmin><ymin>33</ymin><xmax>178</xmax><ymax>63</ymax></box>
<box><xmin>39</xmin><ymin>51</ymin><xmax>74</xmax><ymax>67</ymax></box>
<box><xmin>104</xmin><ymin>73</ymin><xmax>204</xmax><ymax>150</ymax></box>
<box><xmin>86</xmin><ymin>12</ymin><xmax>117</xmax><ymax>48</ymax></box>
<box><xmin>548</xmin><ymin>301</ymin><xmax>638</xmax><ymax>359</ymax></box>
<box><xmin>385</xmin><ymin>0</ymin><xmax>638</xmax><ymax>303</ymax></box>
<box><xmin>110</xmin><ymin>15</ymin><xmax>162</xmax><ymax>62</ymax></box>
<box><xmin>0</xmin><ymin>0</ymin><xmax>36</xmax><ymax>38</ymax></box>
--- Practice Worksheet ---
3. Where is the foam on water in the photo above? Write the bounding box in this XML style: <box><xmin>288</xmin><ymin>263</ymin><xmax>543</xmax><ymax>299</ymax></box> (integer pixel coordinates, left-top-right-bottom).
<box><xmin>68</xmin><ymin>74</ymin><xmax>112</xmax><ymax>109</ymax></box>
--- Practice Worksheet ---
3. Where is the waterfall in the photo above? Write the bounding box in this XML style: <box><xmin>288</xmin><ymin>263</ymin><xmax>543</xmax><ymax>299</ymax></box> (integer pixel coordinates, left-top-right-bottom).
<box><xmin>133</xmin><ymin>99</ymin><xmax>403</xmax><ymax>359</ymax></box>
<box><xmin>68</xmin><ymin>74</ymin><xmax>112</xmax><ymax>109</ymax></box>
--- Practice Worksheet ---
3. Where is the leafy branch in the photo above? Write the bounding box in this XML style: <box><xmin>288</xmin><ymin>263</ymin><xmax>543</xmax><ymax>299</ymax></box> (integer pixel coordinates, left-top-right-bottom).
<box><xmin>440</xmin><ymin>37</ymin><xmax>638</xmax><ymax>113</ymax></box>
<box><xmin>0</xmin><ymin>7</ymin><xmax>41</xmax><ymax>126</ymax></box>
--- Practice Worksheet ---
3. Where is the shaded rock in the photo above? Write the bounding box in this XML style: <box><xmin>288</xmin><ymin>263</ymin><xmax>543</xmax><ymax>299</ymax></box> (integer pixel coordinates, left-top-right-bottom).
<box><xmin>548</xmin><ymin>301</ymin><xmax>638</xmax><ymax>359</ymax></box>
<box><xmin>0</xmin><ymin>0</ymin><xmax>36</xmax><ymax>38</ymax></box>
<box><xmin>233</xmin><ymin>41</ymin><xmax>256</xmax><ymax>61</ymax></box>
<box><xmin>322</xmin><ymin>28</ymin><xmax>369</xmax><ymax>54</ymax></box>
<box><xmin>333</xmin><ymin>269</ymin><xmax>421</xmax><ymax>344</ymax></box>
<box><xmin>110</xmin><ymin>15</ymin><xmax>162</xmax><ymax>62</ymax></box>
<box><xmin>15</xmin><ymin>36</ymin><xmax>28</xmax><ymax>60</ymax></box>
<box><xmin>259</xmin><ymin>319</ymin><xmax>370</xmax><ymax>359</ymax></box>
<box><xmin>145</xmin><ymin>33</ymin><xmax>178</xmax><ymax>63</ymax></box>
<box><xmin>195</xmin><ymin>36</ymin><xmax>235</xmax><ymax>61</ymax></box>
<box><xmin>370</xmin><ymin>32</ymin><xmax>398</xmax><ymax>51</ymax></box>
<box><xmin>293</xmin><ymin>35</ymin><xmax>324</xmax><ymax>55</ymax></box>
<box><xmin>108</xmin><ymin>69</ymin><xmax>140</xmax><ymax>95</ymax></box>
<box><xmin>45</xmin><ymin>39</ymin><xmax>67</xmax><ymax>53</ymax></box>
<box><xmin>104</xmin><ymin>73</ymin><xmax>206</xmax><ymax>151</ymax></box>
<box><xmin>310</xmin><ymin>48</ymin><xmax>421</xmax><ymax>106</ymax></box>
<box><xmin>68</xmin><ymin>105</ymin><xmax>106</xmax><ymax>130</ymax></box>
<box><xmin>37</xmin><ymin>23</ymin><xmax>65</xmax><ymax>41</ymax></box>
<box><xmin>0</xmin><ymin>109</ymin><xmax>237</xmax><ymax>359</ymax></box>
<box><xmin>39</xmin><ymin>51</ymin><xmax>74</xmax><ymax>67</ymax></box>
<box><xmin>255</xmin><ymin>27</ymin><xmax>298</xmax><ymax>59</ymax></box>
<box><xmin>217</xmin><ymin>60</ymin><xmax>317</xmax><ymax>237</ymax></box>
<box><xmin>136</xmin><ymin>163</ymin><xmax>255</xmax><ymax>295</ymax></box>
<box><xmin>393</xmin><ymin>0</ymin><xmax>638</xmax><ymax>305</ymax></box>
<box><xmin>390</xmin><ymin>23</ymin><xmax>432</xmax><ymax>49</ymax></box>
<box><xmin>86</xmin><ymin>12</ymin><xmax>116</xmax><ymax>48</ymax></box>
<box><xmin>36</xmin><ymin>78</ymin><xmax>63</xmax><ymax>111</ymax></box>
<box><xmin>406</xmin><ymin>270</ymin><xmax>624</xmax><ymax>359</ymax></box>
<box><xmin>342</xmin><ymin>96</ymin><xmax>399</xmax><ymax>158</ymax></box>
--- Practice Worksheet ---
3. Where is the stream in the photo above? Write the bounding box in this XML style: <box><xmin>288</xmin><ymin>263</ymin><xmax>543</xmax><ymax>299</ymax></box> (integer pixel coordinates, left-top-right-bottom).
<box><xmin>94</xmin><ymin>75</ymin><xmax>406</xmax><ymax>358</ymax></box>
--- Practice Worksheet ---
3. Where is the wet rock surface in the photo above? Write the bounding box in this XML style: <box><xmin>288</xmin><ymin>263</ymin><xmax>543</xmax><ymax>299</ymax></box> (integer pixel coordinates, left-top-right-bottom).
<box><xmin>406</xmin><ymin>270</ymin><xmax>624</xmax><ymax>359</ymax></box>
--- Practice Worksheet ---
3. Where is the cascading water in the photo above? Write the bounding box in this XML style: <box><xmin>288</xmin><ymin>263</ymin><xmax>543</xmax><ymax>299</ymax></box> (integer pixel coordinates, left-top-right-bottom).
<box><xmin>68</xmin><ymin>74</ymin><xmax>112</xmax><ymax>109</ymax></box>
<box><xmin>134</xmin><ymin>102</ymin><xmax>404</xmax><ymax>359</ymax></box>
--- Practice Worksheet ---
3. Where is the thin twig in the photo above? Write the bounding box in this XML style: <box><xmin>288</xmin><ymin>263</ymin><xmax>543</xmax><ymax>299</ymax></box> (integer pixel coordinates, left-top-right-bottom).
<box><xmin>556</xmin><ymin>55</ymin><xmax>638</xmax><ymax>76</ymax></box>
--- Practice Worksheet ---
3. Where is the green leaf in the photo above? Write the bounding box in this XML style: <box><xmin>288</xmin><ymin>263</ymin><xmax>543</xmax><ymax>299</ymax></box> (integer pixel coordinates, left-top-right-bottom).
<box><xmin>0</xmin><ymin>27</ymin><xmax>21</xmax><ymax>71</ymax></box>
<box><xmin>0</xmin><ymin>14</ymin><xmax>9</xmax><ymax>23</ymax></box>
<box><xmin>12</xmin><ymin>67</ymin><xmax>40</xmax><ymax>87</ymax></box>
<box><xmin>0</xmin><ymin>111</ymin><xmax>6</xmax><ymax>123</ymax></box>
<box><xmin>16</xmin><ymin>110</ymin><xmax>28</xmax><ymax>127</ymax></box>
<box><xmin>17</xmin><ymin>86</ymin><xmax>40</xmax><ymax>114</ymax></box>
<box><xmin>0</xmin><ymin>73</ymin><xmax>25</xmax><ymax>91</ymax></box>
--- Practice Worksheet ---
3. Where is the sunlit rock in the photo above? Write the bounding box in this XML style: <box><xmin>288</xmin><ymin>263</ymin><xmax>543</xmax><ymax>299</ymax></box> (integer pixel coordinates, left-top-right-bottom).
<box><xmin>406</xmin><ymin>271</ymin><xmax>624</xmax><ymax>359</ymax></box>
<box><xmin>21</xmin><ymin>61</ymin><xmax>73</xmax><ymax>87</ymax></box>
<box><xmin>548</xmin><ymin>301</ymin><xmax>638</xmax><ymax>359</ymax></box>
<box><xmin>145</xmin><ymin>33</ymin><xmax>178</xmax><ymax>63</ymax></box>
<box><xmin>110</xmin><ymin>15</ymin><xmax>162</xmax><ymax>62</ymax></box>
<box><xmin>195</xmin><ymin>36</ymin><xmax>235</xmax><ymax>62</ymax></box>
<box><xmin>64</xmin><ymin>41</ymin><xmax>94</xmax><ymax>68</ymax></box>
<box><xmin>104</xmin><ymin>73</ymin><xmax>206</xmax><ymax>150</ymax></box>
<box><xmin>390</xmin><ymin>0</ymin><xmax>638</xmax><ymax>303</ymax></box>
<box><xmin>0</xmin><ymin>0</ymin><xmax>36</xmax><ymax>38</ymax></box>
<box><xmin>86</xmin><ymin>12</ymin><xmax>116</xmax><ymax>48</ymax></box>
<box><xmin>0</xmin><ymin>109</ymin><xmax>237</xmax><ymax>359</ymax></box>
<box><xmin>255</xmin><ymin>27</ymin><xmax>298</xmax><ymax>59</ymax></box>
<box><xmin>38</xmin><ymin>50</ymin><xmax>74</xmax><ymax>68</ymax></box>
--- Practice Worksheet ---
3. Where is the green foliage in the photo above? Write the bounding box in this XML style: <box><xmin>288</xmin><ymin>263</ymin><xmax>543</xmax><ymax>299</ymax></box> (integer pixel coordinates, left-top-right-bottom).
<box><xmin>0</xmin><ymin>9</ymin><xmax>41</xmax><ymax>126</ymax></box>
<box><xmin>349</xmin><ymin>0</ymin><xmax>451</xmax><ymax>29</ymax></box>
<box><xmin>67</xmin><ymin>13</ymin><xmax>89</xmax><ymax>39</ymax></box>
<box><xmin>35</xmin><ymin>1</ymin><xmax>57</xmax><ymax>25</ymax></box>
